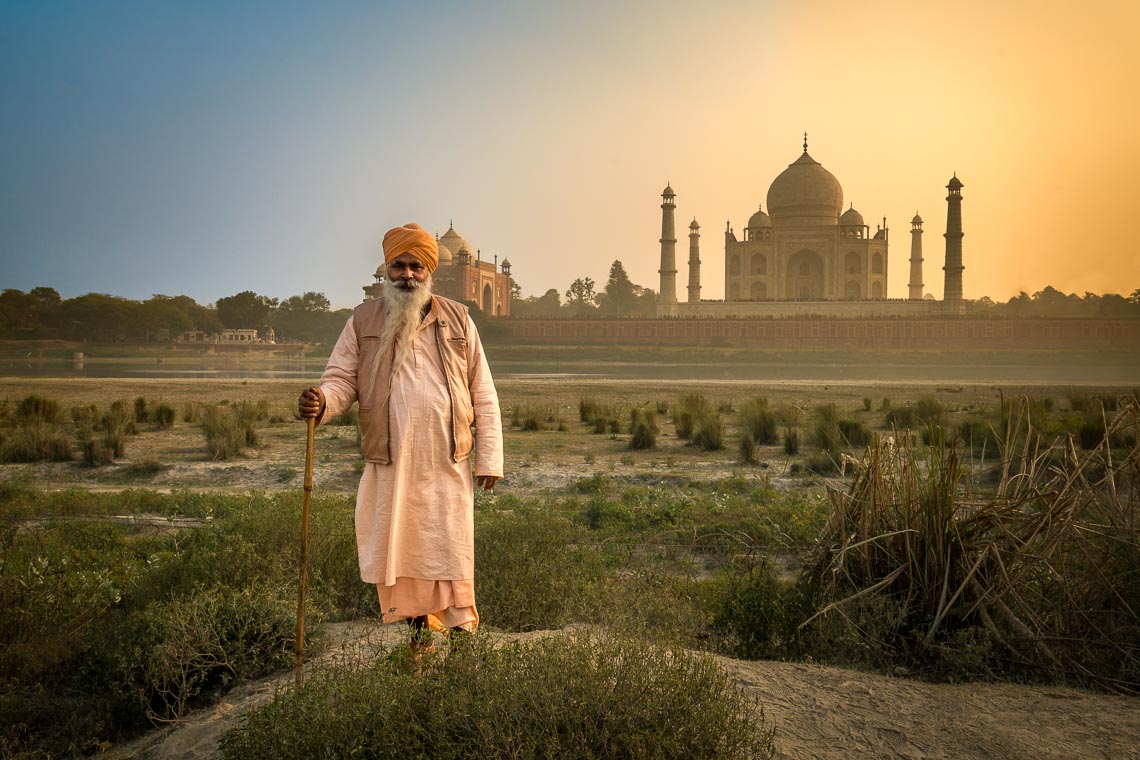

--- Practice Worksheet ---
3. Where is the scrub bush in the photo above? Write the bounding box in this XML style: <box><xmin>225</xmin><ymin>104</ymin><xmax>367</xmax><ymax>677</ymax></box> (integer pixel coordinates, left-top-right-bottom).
<box><xmin>0</xmin><ymin>422</ymin><xmax>73</xmax><ymax>462</ymax></box>
<box><xmin>153</xmin><ymin>403</ymin><xmax>176</xmax><ymax>428</ymax></box>
<box><xmin>783</xmin><ymin>427</ymin><xmax>800</xmax><ymax>455</ymax></box>
<box><xmin>628</xmin><ymin>406</ymin><xmax>657</xmax><ymax>450</ymax></box>
<box><xmin>691</xmin><ymin>411</ymin><xmax>724</xmax><ymax>451</ymax></box>
<box><xmin>811</xmin><ymin>404</ymin><xmax>841</xmax><ymax>451</ymax></box>
<box><xmin>476</xmin><ymin>509</ymin><xmax>606</xmax><ymax>631</ymax></box>
<box><xmin>16</xmin><ymin>395</ymin><xmax>63</xmax><ymax>424</ymax></box>
<box><xmin>741</xmin><ymin>397</ymin><xmax>778</xmax><ymax>445</ymax></box>
<box><xmin>220</xmin><ymin>633</ymin><xmax>775</xmax><ymax>760</ymax></box>
<box><xmin>838</xmin><ymin>419</ymin><xmax>871</xmax><ymax>447</ymax></box>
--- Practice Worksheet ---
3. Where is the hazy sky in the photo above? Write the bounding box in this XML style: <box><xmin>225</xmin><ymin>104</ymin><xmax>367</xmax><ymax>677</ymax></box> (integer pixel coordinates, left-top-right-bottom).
<box><xmin>3</xmin><ymin>0</ymin><xmax>1138</xmax><ymax>309</ymax></box>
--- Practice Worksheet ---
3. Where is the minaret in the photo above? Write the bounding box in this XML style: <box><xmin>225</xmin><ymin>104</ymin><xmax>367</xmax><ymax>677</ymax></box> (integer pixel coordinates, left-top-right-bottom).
<box><xmin>908</xmin><ymin>213</ymin><xmax>924</xmax><ymax>300</ymax></box>
<box><xmin>658</xmin><ymin>184</ymin><xmax>678</xmax><ymax>304</ymax></box>
<box><xmin>687</xmin><ymin>218</ymin><xmax>701</xmax><ymax>303</ymax></box>
<box><xmin>942</xmin><ymin>174</ymin><xmax>965</xmax><ymax>303</ymax></box>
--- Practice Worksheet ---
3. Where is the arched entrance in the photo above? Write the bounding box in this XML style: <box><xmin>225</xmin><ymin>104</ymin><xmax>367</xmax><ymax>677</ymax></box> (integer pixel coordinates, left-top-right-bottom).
<box><xmin>482</xmin><ymin>284</ymin><xmax>493</xmax><ymax>313</ymax></box>
<box><xmin>750</xmin><ymin>281</ymin><xmax>767</xmax><ymax>300</ymax></box>
<box><xmin>785</xmin><ymin>249</ymin><xmax>824</xmax><ymax>300</ymax></box>
<box><xmin>844</xmin><ymin>280</ymin><xmax>862</xmax><ymax>300</ymax></box>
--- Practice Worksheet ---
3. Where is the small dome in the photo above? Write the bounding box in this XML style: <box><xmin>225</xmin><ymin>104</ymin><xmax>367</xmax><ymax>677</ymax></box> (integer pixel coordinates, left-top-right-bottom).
<box><xmin>947</xmin><ymin>174</ymin><xmax>963</xmax><ymax>190</ymax></box>
<box><xmin>840</xmin><ymin>205</ymin><xmax>864</xmax><ymax>227</ymax></box>
<box><xmin>436</xmin><ymin>238</ymin><xmax>454</xmax><ymax>264</ymax></box>
<box><xmin>911</xmin><ymin>213</ymin><xmax>923</xmax><ymax>225</ymax></box>
<box><xmin>747</xmin><ymin>205</ymin><xmax>772</xmax><ymax>228</ymax></box>
<box><xmin>501</xmin><ymin>257</ymin><xmax>511</xmax><ymax>267</ymax></box>
<box><xmin>766</xmin><ymin>151</ymin><xmax>843</xmax><ymax>226</ymax></box>
<box><xmin>662</xmin><ymin>184</ymin><xmax>675</xmax><ymax>197</ymax></box>
<box><xmin>689</xmin><ymin>218</ymin><xmax>700</xmax><ymax>230</ymax></box>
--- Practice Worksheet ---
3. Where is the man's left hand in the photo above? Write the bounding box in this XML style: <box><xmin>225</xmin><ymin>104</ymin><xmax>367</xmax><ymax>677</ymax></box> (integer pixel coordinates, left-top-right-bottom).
<box><xmin>475</xmin><ymin>475</ymin><xmax>500</xmax><ymax>491</ymax></box>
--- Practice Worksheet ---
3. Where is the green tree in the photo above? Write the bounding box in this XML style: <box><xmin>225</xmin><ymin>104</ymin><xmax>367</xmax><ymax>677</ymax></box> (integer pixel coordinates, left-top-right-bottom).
<box><xmin>272</xmin><ymin>292</ymin><xmax>332</xmax><ymax>343</ymax></box>
<box><xmin>216</xmin><ymin>291</ymin><xmax>277</xmax><ymax>329</ymax></box>
<box><xmin>564</xmin><ymin>278</ymin><xmax>597</xmax><ymax>316</ymax></box>
<box><xmin>597</xmin><ymin>260</ymin><xmax>639</xmax><ymax>316</ymax></box>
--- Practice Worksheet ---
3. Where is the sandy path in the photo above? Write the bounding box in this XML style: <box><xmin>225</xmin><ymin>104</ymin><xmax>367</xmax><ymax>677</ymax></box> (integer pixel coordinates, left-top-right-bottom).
<box><xmin>109</xmin><ymin>622</ymin><xmax>1139</xmax><ymax>760</ymax></box>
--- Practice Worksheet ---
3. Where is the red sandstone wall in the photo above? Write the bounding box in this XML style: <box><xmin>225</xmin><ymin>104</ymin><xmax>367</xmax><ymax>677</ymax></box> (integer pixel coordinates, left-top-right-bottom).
<box><xmin>502</xmin><ymin>318</ymin><xmax>1140</xmax><ymax>349</ymax></box>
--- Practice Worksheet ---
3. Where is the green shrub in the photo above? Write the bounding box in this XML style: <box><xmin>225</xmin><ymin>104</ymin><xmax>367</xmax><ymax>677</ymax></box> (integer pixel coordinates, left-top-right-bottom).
<box><xmin>711</xmin><ymin>559</ymin><xmax>809</xmax><ymax>660</ymax></box>
<box><xmin>628</xmin><ymin>407</ymin><xmax>657</xmax><ymax>450</ymax></box>
<box><xmin>201</xmin><ymin>406</ymin><xmax>246</xmax><ymax>460</ymax></box>
<box><xmin>691</xmin><ymin>411</ymin><xmax>724</xmax><ymax>451</ymax></box>
<box><xmin>198</xmin><ymin>404</ymin><xmax>263</xmax><ymax>458</ymax></box>
<box><xmin>95</xmin><ymin>585</ymin><xmax>295</xmax><ymax>723</ymax></box>
<box><xmin>774</xmin><ymin>403</ymin><xmax>803</xmax><ymax>428</ymax></box>
<box><xmin>133</xmin><ymin>396</ymin><xmax>149</xmax><ymax>423</ymax></box>
<box><xmin>812</xmin><ymin>403</ymin><xmax>841</xmax><ymax>451</ymax></box>
<box><xmin>81</xmin><ymin>437</ymin><xmax>115</xmax><ymax>466</ymax></box>
<box><xmin>915</xmin><ymin>396</ymin><xmax>946</xmax><ymax>427</ymax></box>
<box><xmin>182</xmin><ymin>401</ymin><xmax>202</xmax><ymax>423</ymax></box>
<box><xmin>878</xmin><ymin>397</ymin><xmax>892</xmax><ymax>412</ymax></box>
<box><xmin>862</xmin><ymin>397</ymin><xmax>873</xmax><ymax>411</ymax></box>
<box><xmin>16</xmin><ymin>395</ymin><xmax>63</xmax><ymax>424</ymax></box>
<box><xmin>220</xmin><ymin>633</ymin><xmax>775</xmax><ymax>760</ymax></box>
<box><xmin>476</xmin><ymin>510</ymin><xmax>605</xmax><ymax>631</ymax></box>
<box><xmin>884</xmin><ymin>404</ymin><xmax>918</xmax><ymax>429</ymax></box>
<box><xmin>804</xmin><ymin>452</ymin><xmax>839</xmax><ymax>475</ymax></box>
<box><xmin>741</xmin><ymin>397</ymin><xmax>778</xmax><ymax>445</ymax></box>
<box><xmin>0</xmin><ymin>422</ymin><xmax>73</xmax><ymax>463</ymax></box>
<box><xmin>125</xmin><ymin>458</ymin><xmax>166</xmax><ymax>477</ymax></box>
<box><xmin>783</xmin><ymin>427</ymin><xmax>800</xmax><ymax>455</ymax></box>
<box><xmin>739</xmin><ymin>434</ymin><xmax>758</xmax><ymax>464</ymax></box>
<box><xmin>673</xmin><ymin>393</ymin><xmax>710</xmax><ymax>440</ymax></box>
<box><xmin>956</xmin><ymin>419</ymin><xmax>998</xmax><ymax>457</ymax></box>
<box><xmin>153</xmin><ymin>403</ymin><xmax>176</xmax><ymax>429</ymax></box>
<box><xmin>70</xmin><ymin>403</ymin><xmax>100</xmax><ymax>427</ymax></box>
<box><xmin>838</xmin><ymin>419</ymin><xmax>871</xmax><ymax>447</ymax></box>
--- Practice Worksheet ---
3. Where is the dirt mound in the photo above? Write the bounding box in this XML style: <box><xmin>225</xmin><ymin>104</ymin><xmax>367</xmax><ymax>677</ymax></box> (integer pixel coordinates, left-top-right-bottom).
<box><xmin>109</xmin><ymin>622</ymin><xmax>1139</xmax><ymax>760</ymax></box>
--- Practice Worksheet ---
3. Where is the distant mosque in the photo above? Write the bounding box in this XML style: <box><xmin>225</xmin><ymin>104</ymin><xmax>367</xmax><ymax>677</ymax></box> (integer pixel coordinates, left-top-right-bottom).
<box><xmin>364</xmin><ymin>222</ymin><xmax>513</xmax><ymax>316</ymax></box>
<box><xmin>656</xmin><ymin>135</ymin><xmax>965</xmax><ymax>318</ymax></box>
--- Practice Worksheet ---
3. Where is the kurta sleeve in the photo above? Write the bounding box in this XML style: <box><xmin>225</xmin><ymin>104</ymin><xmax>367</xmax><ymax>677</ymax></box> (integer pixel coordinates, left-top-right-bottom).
<box><xmin>317</xmin><ymin>316</ymin><xmax>359</xmax><ymax>426</ymax></box>
<box><xmin>465</xmin><ymin>315</ymin><xmax>504</xmax><ymax>478</ymax></box>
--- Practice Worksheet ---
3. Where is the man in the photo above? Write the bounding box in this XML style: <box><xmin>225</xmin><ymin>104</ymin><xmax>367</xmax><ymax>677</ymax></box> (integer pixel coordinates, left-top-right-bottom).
<box><xmin>298</xmin><ymin>222</ymin><xmax>503</xmax><ymax>654</ymax></box>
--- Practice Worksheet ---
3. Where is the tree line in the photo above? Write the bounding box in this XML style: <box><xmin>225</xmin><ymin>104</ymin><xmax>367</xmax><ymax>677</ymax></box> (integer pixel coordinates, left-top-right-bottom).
<box><xmin>0</xmin><ymin>288</ymin><xmax>353</xmax><ymax>344</ymax></box>
<box><xmin>3</xmin><ymin>278</ymin><xmax>1138</xmax><ymax>344</ymax></box>
<box><xmin>510</xmin><ymin>260</ymin><xmax>658</xmax><ymax>318</ymax></box>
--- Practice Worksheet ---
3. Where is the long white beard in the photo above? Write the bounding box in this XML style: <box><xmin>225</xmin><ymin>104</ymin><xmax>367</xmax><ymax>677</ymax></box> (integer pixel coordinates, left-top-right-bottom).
<box><xmin>380</xmin><ymin>275</ymin><xmax>433</xmax><ymax>375</ymax></box>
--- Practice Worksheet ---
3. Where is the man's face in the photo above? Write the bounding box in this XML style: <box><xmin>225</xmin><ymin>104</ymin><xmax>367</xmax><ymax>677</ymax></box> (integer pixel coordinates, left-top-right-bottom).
<box><xmin>386</xmin><ymin>253</ymin><xmax>429</xmax><ymax>290</ymax></box>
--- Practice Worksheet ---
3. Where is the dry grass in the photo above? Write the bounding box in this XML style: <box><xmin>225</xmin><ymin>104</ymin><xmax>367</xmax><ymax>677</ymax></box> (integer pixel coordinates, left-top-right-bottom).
<box><xmin>802</xmin><ymin>394</ymin><xmax>1140</xmax><ymax>691</ymax></box>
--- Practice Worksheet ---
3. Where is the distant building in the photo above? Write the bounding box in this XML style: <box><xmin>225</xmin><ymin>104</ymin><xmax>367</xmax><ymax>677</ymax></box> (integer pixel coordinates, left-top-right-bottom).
<box><xmin>363</xmin><ymin>222</ymin><xmax>513</xmax><ymax>316</ymax></box>
<box><xmin>658</xmin><ymin>137</ymin><xmax>964</xmax><ymax>318</ymax></box>
<box><xmin>218</xmin><ymin>329</ymin><xmax>259</xmax><ymax>343</ymax></box>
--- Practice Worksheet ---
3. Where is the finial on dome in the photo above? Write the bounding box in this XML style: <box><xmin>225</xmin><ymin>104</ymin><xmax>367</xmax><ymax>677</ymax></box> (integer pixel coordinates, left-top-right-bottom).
<box><xmin>803</xmin><ymin>132</ymin><xmax>808</xmax><ymax>153</ymax></box>
<box><xmin>449</xmin><ymin>219</ymin><xmax>454</xmax><ymax>229</ymax></box>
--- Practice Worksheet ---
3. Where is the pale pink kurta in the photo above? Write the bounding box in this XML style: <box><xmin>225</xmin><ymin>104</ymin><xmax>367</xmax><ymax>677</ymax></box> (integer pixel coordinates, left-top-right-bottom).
<box><xmin>318</xmin><ymin>306</ymin><xmax>503</xmax><ymax>630</ymax></box>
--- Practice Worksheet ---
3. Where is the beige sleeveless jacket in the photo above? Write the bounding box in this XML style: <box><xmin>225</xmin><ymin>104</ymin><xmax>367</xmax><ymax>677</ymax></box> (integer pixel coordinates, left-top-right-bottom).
<box><xmin>351</xmin><ymin>295</ymin><xmax>474</xmax><ymax>464</ymax></box>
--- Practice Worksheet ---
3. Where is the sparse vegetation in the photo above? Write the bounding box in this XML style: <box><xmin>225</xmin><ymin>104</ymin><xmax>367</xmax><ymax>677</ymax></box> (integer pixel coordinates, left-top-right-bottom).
<box><xmin>220</xmin><ymin>633</ymin><xmax>775</xmax><ymax>760</ymax></box>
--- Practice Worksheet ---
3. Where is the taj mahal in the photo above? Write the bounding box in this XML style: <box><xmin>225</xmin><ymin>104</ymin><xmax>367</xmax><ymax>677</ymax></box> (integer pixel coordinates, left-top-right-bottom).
<box><xmin>655</xmin><ymin>136</ymin><xmax>965</xmax><ymax>319</ymax></box>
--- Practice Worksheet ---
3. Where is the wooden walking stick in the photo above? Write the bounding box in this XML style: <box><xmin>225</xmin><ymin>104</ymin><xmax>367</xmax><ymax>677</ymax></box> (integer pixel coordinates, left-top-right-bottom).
<box><xmin>295</xmin><ymin>415</ymin><xmax>316</xmax><ymax>687</ymax></box>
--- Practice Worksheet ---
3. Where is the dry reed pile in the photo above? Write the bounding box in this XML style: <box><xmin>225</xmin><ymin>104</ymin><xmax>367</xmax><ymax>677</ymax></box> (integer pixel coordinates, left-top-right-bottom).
<box><xmin>803</xmin><ymin>395</ymin><xmax>1140</xmax><ymax>692</ymax></box>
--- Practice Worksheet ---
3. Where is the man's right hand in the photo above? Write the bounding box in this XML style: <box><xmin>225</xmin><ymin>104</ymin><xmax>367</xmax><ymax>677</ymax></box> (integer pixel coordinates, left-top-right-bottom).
<box><xmin>298</xmin><ymin>387</ymin><xmax>325</xmax><ymax>419</ymax></box>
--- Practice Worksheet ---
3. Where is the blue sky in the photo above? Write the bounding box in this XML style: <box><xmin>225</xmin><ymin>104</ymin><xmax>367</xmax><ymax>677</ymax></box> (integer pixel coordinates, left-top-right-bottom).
<box><xmin>3</xmin><ymin>0</ymin><xmax>1139</xmax><ymax>308</ymax></box>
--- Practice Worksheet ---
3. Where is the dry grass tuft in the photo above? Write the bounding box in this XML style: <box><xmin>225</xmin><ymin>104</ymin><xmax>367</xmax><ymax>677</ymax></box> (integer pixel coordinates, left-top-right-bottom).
<box><xmin>802</xmin><ymin>395</ymin><xmax>1140</xmax><ymax>692</ymax></box>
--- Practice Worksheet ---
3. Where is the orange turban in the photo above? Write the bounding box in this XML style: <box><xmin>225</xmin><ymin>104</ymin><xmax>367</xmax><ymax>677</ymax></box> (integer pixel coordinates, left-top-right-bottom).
<box><xmin>382</xmin><ymin>223</ymin><xmax>439</xmax><ymax>274</ymax></box>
